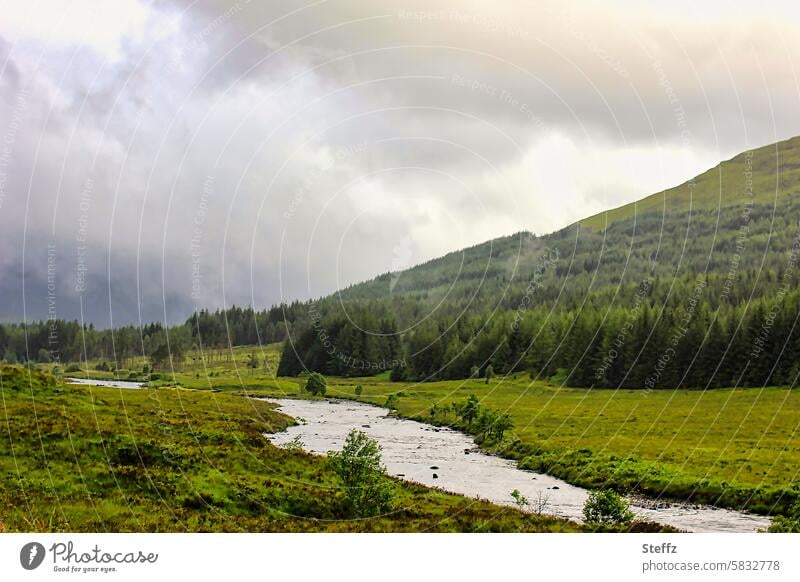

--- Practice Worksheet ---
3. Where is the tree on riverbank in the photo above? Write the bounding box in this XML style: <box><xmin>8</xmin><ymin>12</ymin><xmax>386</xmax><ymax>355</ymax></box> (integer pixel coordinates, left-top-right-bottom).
<box><xmin>304</xmin><ymin>372</ymin><xmax>327</xmax><ymax>396</ymax></box>
<box><xmin>583</xmin><ymin>490</ymin><xmax>634</xmax><ymax>525</ymax></box>
<box><xmin>328</xmin><ymin>430</ymin><xmax>394</xmax><ymax>517</ymax></box>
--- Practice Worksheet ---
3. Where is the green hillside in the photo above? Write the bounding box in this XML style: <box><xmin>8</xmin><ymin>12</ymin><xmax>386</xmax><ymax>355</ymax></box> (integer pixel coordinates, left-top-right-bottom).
<box><xmin>580</xmin><ymin>136</ymin><xmax>800</xmax><ymax>232</ymax></box>
<box><xmin>277</xmin><ymin>135</ymin><xmax>800</xmax><ymax>389</ymax></box>
<box><xmin>8</xmin><ymin>136</ymin><xmax>800</xmax><ymax>391</ymax></box>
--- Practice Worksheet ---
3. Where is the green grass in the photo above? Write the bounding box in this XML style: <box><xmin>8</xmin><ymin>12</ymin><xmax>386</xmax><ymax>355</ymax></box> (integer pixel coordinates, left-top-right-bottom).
<box><xmin>0</xmin><ymin>365</ymin><xmax>587</xmax><ymax>533</ymax></box>
<box><xmin>26</xmin><ymin>336</ymin><xmax>800</xmax><ymax>526</ymax></box>
<box><xmin>50</xmin><ymin>343</ymin><xmax>296</xmax><ymax>392</ymax></box>
<box><xmin>60</xmin><ymin>341</ymin><xmax>798</xmax><ymax>516</ymax></box>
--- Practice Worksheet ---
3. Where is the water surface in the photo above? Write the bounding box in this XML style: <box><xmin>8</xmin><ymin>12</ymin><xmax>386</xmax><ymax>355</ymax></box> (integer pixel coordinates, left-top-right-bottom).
<box><xmin>67</xmin><ymin>377</ymin><xmax>146</xmax><ymax>390</ymax></box>
<box><xmin>265</xmin><ymin>398</ymin><xmax>772</xmax><ymax>533</ymax></box>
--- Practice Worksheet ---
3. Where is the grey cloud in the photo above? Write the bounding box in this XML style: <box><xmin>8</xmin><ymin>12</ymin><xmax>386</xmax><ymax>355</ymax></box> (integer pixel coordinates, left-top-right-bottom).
<box><xmin>1</xmin><ymin>0</ymin><xmax>799</xmax><ymax>325</ymax></box>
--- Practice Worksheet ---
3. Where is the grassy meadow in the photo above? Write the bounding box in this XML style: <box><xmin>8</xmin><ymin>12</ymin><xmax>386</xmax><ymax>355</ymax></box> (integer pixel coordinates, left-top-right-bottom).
<box><xmin>0</xmin><ymin>364</ymin><xmax>585</xmax><ymax>533</ymax></box>
<box><xmin>17</xmin><ymin>340</ymin><xmax>800</xmax><ymax>526</ymax></box>
<box><xmin>320</xmin><ymin>376</ymin><xmax>800</xmax><ymax>515</ymax></box>
<box><xmin>178</xmin><ymin>357</ymin><xmax>800</xmax><ymax>517</ymax></box>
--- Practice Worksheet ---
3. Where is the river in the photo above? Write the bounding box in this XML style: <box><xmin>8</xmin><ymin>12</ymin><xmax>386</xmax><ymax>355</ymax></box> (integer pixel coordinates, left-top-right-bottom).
<box><xmin>67</xmin><ymin>377</ymin><xmax>147</xmax><ymax>389</ymax></box>
<box><xmin>264</xmin><ymin>397</ymin><xmax>773</xmax><ymax>533</ymax></box>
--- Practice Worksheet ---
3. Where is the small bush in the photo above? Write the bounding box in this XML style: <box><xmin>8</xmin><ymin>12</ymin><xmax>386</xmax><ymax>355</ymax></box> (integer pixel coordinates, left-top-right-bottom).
<box><xmin>304</xmin><ymin>372</ymin><xmax>327</xmax><ymax>396</ymax></box>
<box><xmin>328</xmin><ymin>430</ymin><xmax>394</xmax><ymax>517</ymax></box>
<box><xmin>583</xmin><ymin>489</ymin><xmax>635</xmax><ymax>525</ymax></box>
<box><xmin>768</xmin><ymin>500</ymin><xmax>800</xmax><ymax>532</ymax></box>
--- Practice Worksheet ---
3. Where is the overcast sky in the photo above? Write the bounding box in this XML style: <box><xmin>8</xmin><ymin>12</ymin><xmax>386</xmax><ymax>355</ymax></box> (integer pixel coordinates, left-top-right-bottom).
<box><xmin>1</xmin><ymin>0</ymin><xmax>799</xmax><ymax>326</ymax></box>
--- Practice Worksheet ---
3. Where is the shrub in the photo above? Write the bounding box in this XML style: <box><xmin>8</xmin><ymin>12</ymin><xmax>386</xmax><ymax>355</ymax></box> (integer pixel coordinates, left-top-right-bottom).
<box><xmin>354</xmin><ymin>385</ymin><xmax>363</xmax><ymax>397</ymax></box>
<box><xmin>510</xmin><ymin>489</ymin><xmax>529</xmax><ymax>510</ymax></box>
<box><xmin>583</xmin><ymin>489</ymin><xmax>635</xmax><ymax>525</ymax></box>
<box><xmin>484</xmin><ymin>364</ymin><xmax>494</xmax><ymax>384</ymax></box>
<box><xmin>456</xmin><ymin>395</ymin><xmax>480</xmax><ymax>425</ymax></box>
<box><xmin>384</xmin><ymin>394</ymin><xmax>399</xmax><ymax>409</ymax></box>
<box><xmin>389</xmin><ymin>366</ymin><xmax>405</xmax><ymax>382</ymax></box>
<box><xmin>328</xmin><ymin>430</ymin><xmax>394</xmax><ymax>517</ymax></box>
<box><xmin>281</xmin><ymin>436</ymin><xmax>305</xmax><ymax>452</ymax></box>
<box><xmin>304</xmin><ymin>372</ymin><xmax>327</xmax><ymax>396</ymax></box>
<box><xmin>768</xmin><ymin>500</ymin><xmax>800</xmax><ymax>532</ymax></box>
<box><xmin>65</xmin><ymin>364</ymin><xmax>81</xmax><ymax>373</ymax></box>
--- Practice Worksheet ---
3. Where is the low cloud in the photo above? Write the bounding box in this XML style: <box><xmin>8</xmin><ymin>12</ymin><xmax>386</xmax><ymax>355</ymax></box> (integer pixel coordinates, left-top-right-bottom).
<box><xmin>0</xmin><ymin>0</ymin><xmax>798</xmax><ymax>325</ymax></box>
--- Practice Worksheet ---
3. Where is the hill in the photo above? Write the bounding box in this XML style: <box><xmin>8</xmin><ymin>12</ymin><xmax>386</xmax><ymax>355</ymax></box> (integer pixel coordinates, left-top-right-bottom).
<box><xmin>277</xmin><ymin>136</ymin><xmax>800</xmax><ymax>389</ymax></box>
<box><xmin>5</xmin><ymin>137</ymin><xmax>800</xmax><ymax>390</ymax></box>
<box><xmin>580</xmin><ymin>135</ymin><xmax>800</xmax><ymax>232</ymax></box>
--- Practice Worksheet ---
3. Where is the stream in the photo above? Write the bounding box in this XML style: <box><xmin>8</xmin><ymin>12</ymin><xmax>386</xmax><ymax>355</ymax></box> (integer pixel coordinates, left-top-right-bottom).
<box><xmin>264</xmin><ymin>397</ymin><xmax>773</xmax><ymax>533</ymax></box>
<box><xmin>67</xmin><ymin>377</ymin><xmax>147</xmax><ymax>389</ymax></box>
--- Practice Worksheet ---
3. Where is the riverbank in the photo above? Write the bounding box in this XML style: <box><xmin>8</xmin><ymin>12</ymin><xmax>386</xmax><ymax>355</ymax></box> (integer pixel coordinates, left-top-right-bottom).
<box><xmin>1</xmin><ymin>365</ymin><xmax>584</xmax><ymax>532</ymax></box>
<box><xmin>58</xmin><ymin>362</ymin><xmax>797</xmax><ymax>523</ymax></box>
<box><xmin>265</xmin><ymin>397</ymin><xmax>771</xmax><ymax>532</ymax></box>
<box><xmin>312</xmin><ymin>376</ymin><xmax>799</xmax><ymax>518</ymax></box>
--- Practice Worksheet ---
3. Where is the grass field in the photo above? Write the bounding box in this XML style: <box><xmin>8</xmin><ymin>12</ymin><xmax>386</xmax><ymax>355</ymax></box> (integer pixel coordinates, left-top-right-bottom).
<box><xmin>27</xmin><ymin>341</ymin><xmax>800</xmax><ymax>520</ymax></box>
<box><xmin>213</xmin><ymin>367</ymin><xmax>800</xmax><ymax>516</ymax></box>
<box><xmin>0</xmin><ymin>364</ymin><xmax>588</xmax><ymax>533</ymax></box>
<box><xmin>327</xmin><ymin>377</ymin><xmax>800</xmax><ymax>515</ymax></box>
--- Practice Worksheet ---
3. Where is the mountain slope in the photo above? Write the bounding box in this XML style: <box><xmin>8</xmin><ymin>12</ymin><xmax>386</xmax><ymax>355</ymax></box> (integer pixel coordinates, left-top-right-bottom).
<box><xmin>579</xmin><ymin>135</ymin><xmax>800</xmax><ymax>232</ymax></box>
<box><xmin>340</xmin><ymin>135</ymin><xmax>800</xmax><ymax>303</ymax></box>
<box><xmin>277</xmin><ymin>135</ymin><xmax>800</xmax><ymax>389</ymax></box>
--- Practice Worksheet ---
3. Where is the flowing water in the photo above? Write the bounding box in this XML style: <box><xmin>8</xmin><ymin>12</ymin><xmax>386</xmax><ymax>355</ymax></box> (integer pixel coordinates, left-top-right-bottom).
<box><xmin>264</xmin><ymin>397</ymin><xmax>773</xmax><ymax>533</ymax></box>
<box><xmin>67</xmin><ymin>377</ymin><xmax>146</xmax><ymax>389</ymax></box>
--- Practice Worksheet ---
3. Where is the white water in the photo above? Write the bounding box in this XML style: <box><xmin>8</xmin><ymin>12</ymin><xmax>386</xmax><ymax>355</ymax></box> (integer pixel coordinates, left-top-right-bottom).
<box><xmin>67</xmin><ymin>377</ymin><xmax>146</xmax><ymax>390</ymax></box>
<box><xmin>264</xmin><ymin>398</ymin><xmax>773</xmax><ymax>533</ymax></box>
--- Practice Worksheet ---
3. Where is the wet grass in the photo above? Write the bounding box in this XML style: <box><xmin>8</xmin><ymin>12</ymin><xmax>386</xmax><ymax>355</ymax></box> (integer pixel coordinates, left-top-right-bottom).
<box><xmin>64</xmin><ymin>341</ymin><xmax>798</xmax><ymax>517</ymax></box>
<box><xmin>0</xmin><ymin>365</ymin><xmax>585</xmax><ymax>533</ymax></box>
<box><xmin>307</xmin><ymin>375</ymin><xmax>800</xmax><ymax>516</ymax></box>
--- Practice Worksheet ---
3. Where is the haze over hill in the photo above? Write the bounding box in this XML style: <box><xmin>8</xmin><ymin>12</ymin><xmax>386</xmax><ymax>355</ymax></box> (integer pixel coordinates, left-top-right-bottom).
<box><xmin>277</xmin><ymin>135</ymin><xmax>800</xmax><ymax>389</ymax></box>
<box><xmin>3</xmin><ymin>0</ymin><xmax>800</xmax><ymax>326</ymax></box>
<box><xmin>5</xmin><ymin>135</ymin><xmax>800</xmax><ymax>391</ymax></box>
<box><xmin>339</xmin><ymin>135</ymin><xmax>800</xmax><ymax>303</ymax></box>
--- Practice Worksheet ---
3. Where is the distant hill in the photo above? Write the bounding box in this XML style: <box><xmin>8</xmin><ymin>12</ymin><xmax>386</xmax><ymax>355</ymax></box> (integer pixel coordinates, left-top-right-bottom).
<box><xmin>580</xmin><ymin>135</ymin><xmax>800</xmax><ymax>232</ymax></box>
<box><xmin>7</xmin><ymin>137</ymin><xmax>800</xmax><ymax>390</ymax></box>
<box><xmin>277</xmin><ymin>135</ymin><xmax>800</xmax><ymax>389</ymax></box>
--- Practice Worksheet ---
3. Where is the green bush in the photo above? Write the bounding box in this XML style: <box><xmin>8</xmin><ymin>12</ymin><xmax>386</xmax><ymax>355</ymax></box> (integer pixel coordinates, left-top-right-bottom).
<box><xmin>328</xmin><ymin>429</ymin><xmax>394</xmax><ymax>517</ymax></box>
<box><xmin>583</xmin><ymin>489</ymin><xmax>635</xmax><ymax>525</ymax></box>
<box><xmin>304</xmin><ymin>372</ymin><xmax>327</xmax><ymax>396</ymax></box>
<box><xmin>768</xmin><ymin>500</ymin><xmax>800</xmax><ymax>532</ymax></box>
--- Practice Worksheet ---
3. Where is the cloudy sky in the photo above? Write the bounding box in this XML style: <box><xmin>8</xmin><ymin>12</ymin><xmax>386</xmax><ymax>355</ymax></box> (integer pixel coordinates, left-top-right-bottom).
<box><xmin>1</xmin><ymin>0</ymin><xmax>799</xmax><ymax>326</ymax></box>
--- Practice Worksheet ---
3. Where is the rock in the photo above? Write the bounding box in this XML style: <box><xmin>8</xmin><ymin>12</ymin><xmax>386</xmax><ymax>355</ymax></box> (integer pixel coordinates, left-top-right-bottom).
<box><xmin>362</xmin><ymin>424</ymin><xmax>371</xmax><ymax>428</ymax></box>
<box><xmin>430</xmin><ymin>466</ymin><xmax>439</xmax><ymax>470</ymax></box>
<box><xmin>432</xmin><ymin>473</ymin><xmax>439</xmax><ymax>479</ymax></box>
<box><xmin>552</xmin><ymin>486</ymin><xmax>560</xmax><ymax>490</ymax></box>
